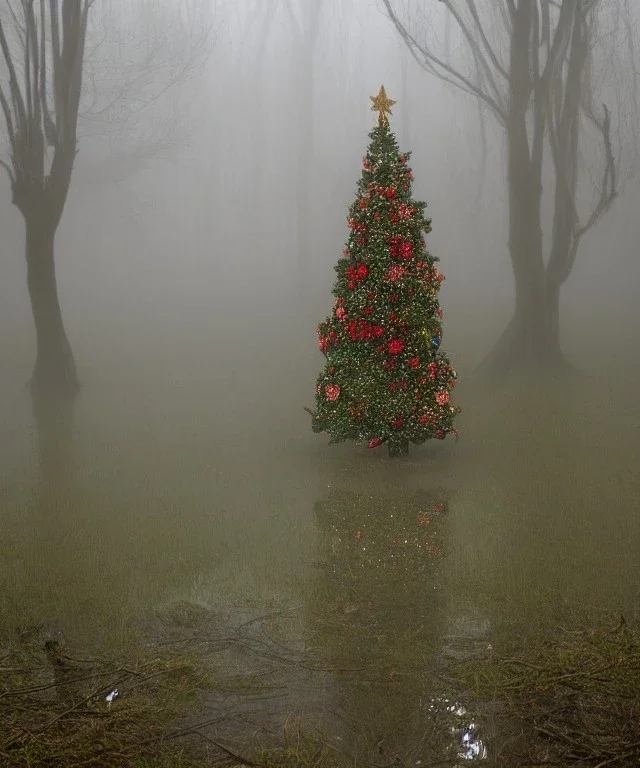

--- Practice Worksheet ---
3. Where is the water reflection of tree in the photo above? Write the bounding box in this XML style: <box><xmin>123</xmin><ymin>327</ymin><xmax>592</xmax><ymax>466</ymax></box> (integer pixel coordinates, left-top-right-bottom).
<box><xmin>310</xmin><ymin>486</ymin><xmax>453</xmax><ymax>764</ymax></box>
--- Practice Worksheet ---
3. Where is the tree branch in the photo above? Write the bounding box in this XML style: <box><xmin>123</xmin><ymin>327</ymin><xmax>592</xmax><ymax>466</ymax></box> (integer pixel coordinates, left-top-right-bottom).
<box><xmin>463</xmin><ymin>0</ymin><xmax>509</xmax><ymax>80</ymax></box>
<box><xmin>0</xmin><ymin>13</ymin><xmax>28</xmax><ymax>128</ymax></box>
<box><xmin>537</xmin><ymin>0</ymin><xmax>574</xmax><ymax>94</ymax></box>
<box><xmin>438</xmin><ymin>0</ymin><xmax>507</xmax><ymax>114</ymax></box>
<box><xmin>27</xmin><ymin>0</ymin><xmax>43</xmax><ymax>129</ymax></box>
<box><xmin>24</xmin><ymin>3</ymin><xmax>33</xmax><ymax>124</ymax></box>
<box><xmin>48</xmin><ymin>0</ymin><xmax>62</xmax><ymax>131</ymax></box>
<box><xmin>562</xmin><ymin>102</ymin><xmax>616</xmax><ymax>283</ymax></box>
<box><xmin>0</xmin><ymin>82</ymin><xmax>16</xmax><ymax>149</ymax></box>
<box><xmin>382</xmin><ymin>0</ymin><xmax>507</xmax><ymax>124</ymax></box>
<box><xmin>39</xmin><ymin>0</ymin><xmax>57</xmax><ymax>146</ymax></box>
<box><xmin>0</xmin><ymin>157</ymin><xmax>15</xmax><ymax>184</ymax></box>
<box><xmin>78</xmin><ymin>1</ymin><xmax>214</xmax><ymax>130</ymax></box>
<box><xmin>546</xmin><ymin>4</ymin><xmax>617</xmax><ymax>287</ymax></box>
<box><xmin>540</xmin><ymin>0</ymin><xmax>551</xmax><ymax>51</ymax></box>
<box><xmin>1</xmin><ymin>0</ymin><xmax>215</xmax><ymax>202</ymax></box>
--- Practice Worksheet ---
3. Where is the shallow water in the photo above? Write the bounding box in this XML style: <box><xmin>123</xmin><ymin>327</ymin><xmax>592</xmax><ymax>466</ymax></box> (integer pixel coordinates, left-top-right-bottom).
<box><xmin>1</xmin><ymin>323</ymin><xmax>639</xmax><ymax>762</ymax></box>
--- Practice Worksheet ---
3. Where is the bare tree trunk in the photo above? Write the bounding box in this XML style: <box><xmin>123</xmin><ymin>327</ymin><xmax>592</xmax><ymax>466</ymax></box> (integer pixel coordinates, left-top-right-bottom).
<box><xmin>23</xmin><ymin>214</ymin><xmax>78</xmax><ymax>495</ymax></box>
<box><xmin>25</xmin><ymin>217</ymin><xmax>79</xmax><ymax>399</ymax></box>
<box><xmin>479</xmin><ymin>261</ymin><xmax>566</xmax><ymax>374</ymax></box>
<box><xmin>478</xmin><ymin>1</ymin><xmax>564</xmax><ymax>375</ymax></box>
<box><xmin>507</xmin><ymin>150</ymin><xmax>548</xmax><ymax>366</ymax></box>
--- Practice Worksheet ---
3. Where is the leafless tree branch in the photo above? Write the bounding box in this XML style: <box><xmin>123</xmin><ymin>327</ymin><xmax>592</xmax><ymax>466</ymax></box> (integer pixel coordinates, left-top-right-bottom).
<box><xmin>562</xmin><ymin>102</ymin><xmax>616</xmax><ymax>283</ymax></box>
<box><xmin>0</xmin><ymin>0</ymin><xmax>216</xmax><ymax>188</ymax></box>
<box><xmin>545</xmin><ymin>3</ymin><xmax>617</xmax><ymax>285</ymax></box>
<box><xmin>382</xmin><ymin>0</ymin><xmax>508</xmax><ymax>124</ymax></box>
<box><xmin>0</xmin><ymin>156</ymin><xmax>14</xmax><ymax>183</ymax></box>
<box><xmin>451</xmin><ymin>0</ymin><xmax>508</xmax><ymax>80</ymax></box>
<box><xmin>387</xmin><ymin>0</ymin><xmax>632</xmax><ymax>292</ymax></box>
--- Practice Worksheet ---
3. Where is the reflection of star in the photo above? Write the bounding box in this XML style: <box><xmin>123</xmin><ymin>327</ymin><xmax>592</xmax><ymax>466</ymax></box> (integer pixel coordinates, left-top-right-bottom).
<box><xmin>370</xmin><ymin>85</ymin><xmax>396</xmax><ymax>125</ymax></box>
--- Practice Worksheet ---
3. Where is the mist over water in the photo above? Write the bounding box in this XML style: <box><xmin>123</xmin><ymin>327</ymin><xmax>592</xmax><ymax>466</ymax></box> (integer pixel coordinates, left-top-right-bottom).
<box><xmin>1</xmin><ymin>0</ymin><xmax>639</xmax><ymax>763</ymax></box>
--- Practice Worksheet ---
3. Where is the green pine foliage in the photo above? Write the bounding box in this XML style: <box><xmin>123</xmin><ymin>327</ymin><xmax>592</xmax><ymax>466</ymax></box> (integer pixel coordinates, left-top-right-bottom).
<box><xmin>309</xmin><ymin>119</ymin><xmax>460</xmax><ymax>456</ymax></box>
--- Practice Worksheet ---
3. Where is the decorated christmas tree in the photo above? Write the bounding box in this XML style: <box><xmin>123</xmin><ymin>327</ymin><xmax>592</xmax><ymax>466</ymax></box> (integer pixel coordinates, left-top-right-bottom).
<box><xmin>307</xmin><ymin>86</ymin><xmax>460</xmax><ymax>458</ymax></box>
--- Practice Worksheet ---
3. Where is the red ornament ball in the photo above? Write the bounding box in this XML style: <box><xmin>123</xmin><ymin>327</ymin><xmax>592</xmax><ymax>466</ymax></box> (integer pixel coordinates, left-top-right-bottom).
<box><xmin>325</xmin><ymin>384</ymin><xmax>341</xmax><ymax>402</ymax></box>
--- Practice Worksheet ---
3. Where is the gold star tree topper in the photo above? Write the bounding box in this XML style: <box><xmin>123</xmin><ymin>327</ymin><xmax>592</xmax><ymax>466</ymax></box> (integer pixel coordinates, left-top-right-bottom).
<box><xmin>370</xmin><ymin>85</ymin><xmax>396</xmax><ymax>125</ymax></box>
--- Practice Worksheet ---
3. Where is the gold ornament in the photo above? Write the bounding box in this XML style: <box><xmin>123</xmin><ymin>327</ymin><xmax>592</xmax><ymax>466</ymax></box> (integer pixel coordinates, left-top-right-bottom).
<box><xmin>370</xmin><ymin>85</ymin><xmax>396</xmax><ymax>125</ymax></box>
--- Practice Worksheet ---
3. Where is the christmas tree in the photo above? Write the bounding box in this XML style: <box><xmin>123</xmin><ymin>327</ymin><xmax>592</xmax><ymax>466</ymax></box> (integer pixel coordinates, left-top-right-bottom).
<box><xmin>307</xmin><ymin>86</ymin><xmax>460</xmax><ymax>458</ymax></box>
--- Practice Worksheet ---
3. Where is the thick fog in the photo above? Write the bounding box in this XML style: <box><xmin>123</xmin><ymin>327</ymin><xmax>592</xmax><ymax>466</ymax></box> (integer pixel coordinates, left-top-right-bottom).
<box><xmin>1</xmin><ymin>0</ymin><xmax>639</xmax><ymax>762</ymax></box>
<box><xmin>2</xmin><ymin>1</ymin><xmax>639</xmax><ymax>384</ymax></box>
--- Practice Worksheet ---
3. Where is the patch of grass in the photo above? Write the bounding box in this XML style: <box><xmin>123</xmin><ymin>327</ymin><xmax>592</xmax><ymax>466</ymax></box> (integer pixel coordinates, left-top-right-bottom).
<box><xmin>254</xmin><ymin>740</ymin><xmax>350</xmax><ymax>768</ymax></box>
<box><xmin>248</xmin><ymin>720</ymin><xmax>352</xmax><ymax>768</ymax></box>
<box><xmin>0</xmin><ymin>612</ymin><xmax>361</xmax><ymax>768</ymax></box>
<box><xmin>0</xmin><ymin>642</ymin><xmax>219</xmax><ymax>768</ymax></box>
<box><xmin>450</xmin><ymin>614</ymin><xmax>640</xmax><ymax>767</ymax></box>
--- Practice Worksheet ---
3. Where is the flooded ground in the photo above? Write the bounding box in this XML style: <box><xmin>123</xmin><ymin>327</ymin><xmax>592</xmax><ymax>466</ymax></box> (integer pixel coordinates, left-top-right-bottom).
<box><xmin>1</xmin><ymin>313</ymin><xmax>639</xmax><ymax>764</ymax></box>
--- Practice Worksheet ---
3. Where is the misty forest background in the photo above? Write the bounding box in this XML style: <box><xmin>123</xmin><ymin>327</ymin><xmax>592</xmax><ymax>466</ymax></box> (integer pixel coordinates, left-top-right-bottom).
<box><xmin>0</xmin><ymin>0</ymin><xmax>639</xmax><ymax>667</ymax></box>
